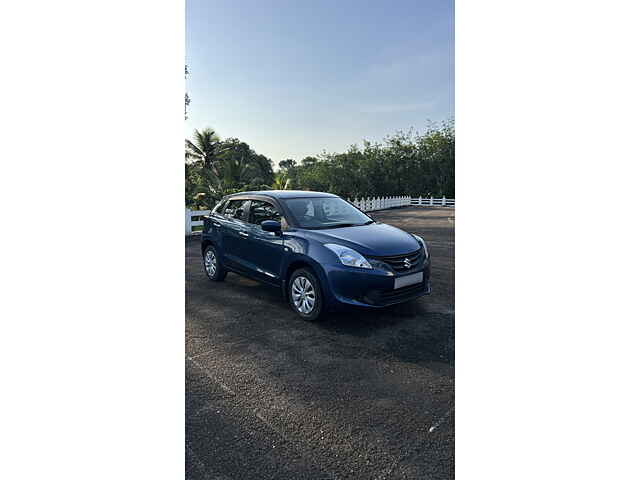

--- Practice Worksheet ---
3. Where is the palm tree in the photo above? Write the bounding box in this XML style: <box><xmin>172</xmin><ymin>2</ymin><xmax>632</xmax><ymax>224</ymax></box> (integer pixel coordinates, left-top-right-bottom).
<box><xmin>218</xmin><ymin>155</ymin><xmax>251</xmax><ymax>185</ymax></box>
<box><xmin>272</xmin><ymin>172</ymin><xmax>291</xmax><ymax>190</ymax></box>
<box><xmin>184</xmin><ymin>128</ymin><xmax>276</xmax><ymax>206</ymax></box>
<box><xmin>185</xmin><ymin>128</ymin><xmax>229</xmax><ymax>174</ymax></box>
<box><xmin>217</xmin><ymin>155</ymin><xmax>269</xmax><ymax>188</ymax></box>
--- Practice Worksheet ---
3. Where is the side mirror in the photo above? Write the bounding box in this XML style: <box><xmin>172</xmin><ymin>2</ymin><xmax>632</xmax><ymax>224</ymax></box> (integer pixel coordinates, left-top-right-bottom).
<box><xmin>261</xmin><ymin>220</ymin><xmax>282</xmax><ymax>233</ymax></box>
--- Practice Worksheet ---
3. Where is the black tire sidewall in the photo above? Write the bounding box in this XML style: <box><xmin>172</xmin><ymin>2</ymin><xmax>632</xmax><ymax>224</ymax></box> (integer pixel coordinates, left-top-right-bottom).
<box><xmin>288</xmin><ymin>268</ymin><xmax>323</xmax><ymax>321</ymax></box>
<box><xmin>203</xmin><ymin>245</ymin><xmax>226</xmax><ymax>282</ymax></box>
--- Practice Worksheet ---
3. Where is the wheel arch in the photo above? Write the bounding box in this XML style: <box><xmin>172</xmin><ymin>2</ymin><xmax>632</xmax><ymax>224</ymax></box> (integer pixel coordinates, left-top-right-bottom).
<box><xmin>281</xmin><ymin>256</ymin><xmax>329</xmax><ymax>302</ymax></box>
<box><xmin>201</xmin><ymin>239</ymin><xmax>214</xmax><ymax>257</ymax></box>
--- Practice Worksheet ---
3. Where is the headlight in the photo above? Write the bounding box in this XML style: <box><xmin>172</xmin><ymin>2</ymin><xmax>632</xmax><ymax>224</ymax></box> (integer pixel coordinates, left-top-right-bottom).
<box><xmin>324</xmin><ymin>244</ymin><xmax>372</xmax><ymax>269</ymax></box>
<box><xmin>412</xmin><ymin>234</ymin><xmax>429</xmax><ymax>259</ymax></box>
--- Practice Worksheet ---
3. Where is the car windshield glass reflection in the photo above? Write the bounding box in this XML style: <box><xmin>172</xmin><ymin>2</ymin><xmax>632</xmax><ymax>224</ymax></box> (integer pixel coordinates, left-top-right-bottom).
<box><xmin>284</xmin><ymin>197</ymin><xmax>372</xmax><ymax>229</ymax></box>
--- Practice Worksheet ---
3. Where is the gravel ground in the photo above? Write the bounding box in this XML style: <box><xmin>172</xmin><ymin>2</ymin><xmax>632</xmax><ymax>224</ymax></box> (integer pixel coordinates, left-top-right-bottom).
<box><xmin>186</xmin><ymin>207</ymin><xmax>454</xmax><ymax>479</ymax></box>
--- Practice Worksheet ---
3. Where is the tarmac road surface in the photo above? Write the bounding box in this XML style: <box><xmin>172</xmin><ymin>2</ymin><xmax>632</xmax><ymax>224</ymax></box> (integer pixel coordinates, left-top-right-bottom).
<box><xmin>186</xmin><ymin>207</ymin><xmax>455</xmax><ymax>479</ymax></box>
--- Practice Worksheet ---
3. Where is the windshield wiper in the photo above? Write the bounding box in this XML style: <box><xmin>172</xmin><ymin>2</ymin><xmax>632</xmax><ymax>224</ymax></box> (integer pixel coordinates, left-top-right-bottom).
<box><xmin>321</xmin><ymin>221</ymin><xmax>375</xmax><ymax>229</ymax></box>
<box><xmin>321</xmin><ymin>223</ymin><xmax>358</xmax><ymax>229</ymax></box>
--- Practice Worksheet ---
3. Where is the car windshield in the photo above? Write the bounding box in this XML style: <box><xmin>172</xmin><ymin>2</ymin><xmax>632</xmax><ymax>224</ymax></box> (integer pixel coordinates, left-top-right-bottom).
<box><xmin>283</xmin><ymin>197</ymin><xmax>373</xmax><ymax>229</ymax></box>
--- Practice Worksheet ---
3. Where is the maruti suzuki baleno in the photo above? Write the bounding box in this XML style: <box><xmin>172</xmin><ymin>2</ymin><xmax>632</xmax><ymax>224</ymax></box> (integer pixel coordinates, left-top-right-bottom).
<box><xmin>201</xmin><ymin>190</ymin><xmax>431</xmax><ymax>321</ymax></box>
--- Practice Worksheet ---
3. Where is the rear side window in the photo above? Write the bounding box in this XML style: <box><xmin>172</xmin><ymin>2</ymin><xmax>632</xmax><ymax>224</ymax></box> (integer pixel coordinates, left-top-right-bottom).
<box><xmin>249</xmin><ymin>200</ymin><xmax>282</xmax><ymax>225</ymax></box>
<box><xmin>223</xmin><ymin>199</ymin><xmax>249</xmax><ymax>220</ymax></box>
<box><xmin>211</xmin><ymin>199</ymin><xmax>226</xmax><ymax>215</ymax></box>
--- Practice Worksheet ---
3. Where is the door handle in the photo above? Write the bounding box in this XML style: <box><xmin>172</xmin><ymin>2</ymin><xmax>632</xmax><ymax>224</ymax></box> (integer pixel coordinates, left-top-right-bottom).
<box><xmin>238</xmin><ymin>231</ymin><xmax>249</xmax><ymax>238</ymax></box>
<box><xmin>212</xmin><ymin>221</ymin><xmax>221</xmax><ymax>227</ymax></box>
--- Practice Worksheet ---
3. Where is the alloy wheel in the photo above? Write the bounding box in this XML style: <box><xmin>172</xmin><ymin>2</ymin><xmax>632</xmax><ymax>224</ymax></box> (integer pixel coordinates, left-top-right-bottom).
<box><xmin>291</xmin><ymin>276</ymin><xmax>316</xmax><ymax>314</ymax></box>
<box><xmin>204</xmin><ymin>250</ymin><xmax>217</xmax><ymax>277</ymax></box>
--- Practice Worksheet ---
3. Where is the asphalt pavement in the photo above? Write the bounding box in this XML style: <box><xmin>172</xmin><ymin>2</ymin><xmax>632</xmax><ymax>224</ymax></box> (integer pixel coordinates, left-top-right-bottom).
<box><xmin>186</xmin><ymin>207</ymin><xmax>455</xmax><ymax>479</ymax></box>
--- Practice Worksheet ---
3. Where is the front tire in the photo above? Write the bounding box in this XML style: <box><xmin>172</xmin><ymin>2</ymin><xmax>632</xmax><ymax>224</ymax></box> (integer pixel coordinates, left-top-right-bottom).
<box><xmin>288</xmin><ymin>268</ymin><xmax>324</xmax><ymax>321</ymax></box>
<box><xmin>203</xmin><ymin>245</ymin><xmax>227</xmax><ymax>282</ymax></box>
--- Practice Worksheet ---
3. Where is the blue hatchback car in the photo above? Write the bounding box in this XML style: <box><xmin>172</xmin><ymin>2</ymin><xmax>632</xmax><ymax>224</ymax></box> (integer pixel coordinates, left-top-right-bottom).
<box><xmin>201</xmin><ymin>190</ymin><xmax>431</xmax><ymax>321</ymax></box>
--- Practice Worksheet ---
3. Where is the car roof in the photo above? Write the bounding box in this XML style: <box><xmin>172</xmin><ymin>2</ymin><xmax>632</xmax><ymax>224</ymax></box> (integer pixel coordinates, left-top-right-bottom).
<box><xmin>228</xmin><ymin>190</ymin><xmax>338</xmax><ymax>199</ymax></box>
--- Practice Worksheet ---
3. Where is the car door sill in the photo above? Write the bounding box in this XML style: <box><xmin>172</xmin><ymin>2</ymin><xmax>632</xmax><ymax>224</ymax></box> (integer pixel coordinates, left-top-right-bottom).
<box><xmin>224</xmin><ymin>265</ymin><xmax>281</xmax><ymax>288</ymax></box>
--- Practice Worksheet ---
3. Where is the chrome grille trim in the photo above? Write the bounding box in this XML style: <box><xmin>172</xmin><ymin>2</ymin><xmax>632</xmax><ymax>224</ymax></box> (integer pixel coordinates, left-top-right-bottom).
<box><xmin>368</xmin><ymin>248</ymin><xmax>422</xmax><ymax>272</ymax></box>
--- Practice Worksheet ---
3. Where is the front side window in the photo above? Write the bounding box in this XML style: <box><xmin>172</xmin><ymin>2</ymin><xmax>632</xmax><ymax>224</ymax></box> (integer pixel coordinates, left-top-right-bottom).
<box><xmin>223</xmin><ymin>199</ymin><xmax>249</xmax><ymax>220</ymax></box>
<box><xmin>249</xmin><ymin>200</ymin><xmax>282</xmax><ymax>225</ymax></box>
<box><xmin>283</xmin><ymin>197</ymin><xmax>372</xmax><ymax>229</ymax></box>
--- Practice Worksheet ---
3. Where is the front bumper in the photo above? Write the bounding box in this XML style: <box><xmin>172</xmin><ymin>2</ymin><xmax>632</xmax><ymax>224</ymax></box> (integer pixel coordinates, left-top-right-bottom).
<box><xmin>320</xmin><ymin>258</ymin><xmax>431</xmax><ymax>310</ymax></box>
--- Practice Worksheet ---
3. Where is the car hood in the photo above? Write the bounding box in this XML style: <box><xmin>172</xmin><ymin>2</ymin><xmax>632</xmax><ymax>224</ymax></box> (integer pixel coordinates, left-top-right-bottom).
<box><xmin>303</xmin><ymin>223</ymin><xmax>420</xmax><ymax>256</ymax></box>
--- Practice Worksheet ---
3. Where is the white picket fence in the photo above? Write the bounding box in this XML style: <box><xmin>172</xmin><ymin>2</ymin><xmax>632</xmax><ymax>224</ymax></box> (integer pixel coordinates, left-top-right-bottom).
<box><xmin>347</xmin><ymin>195</ymin><xmax>412</xmax><ymax>211</ymax></box>
<box><xmin>411</xmin><ymin>196</ymin><xmax>455</xmax><ymax>208</ymax></box>
<box><xmin>185</xmin><ymin>195</ymin><xmax>455</xmax><ymax>235</ymax></box>
<box><xmin>185</xmin><ymin>209</ymin><xmax>209</xmax><ymax>235</ymax></box>
<box><xmin>348</xmin><ymin>195</ymin><xmax>455</xmax><ymax>211</ymax></box>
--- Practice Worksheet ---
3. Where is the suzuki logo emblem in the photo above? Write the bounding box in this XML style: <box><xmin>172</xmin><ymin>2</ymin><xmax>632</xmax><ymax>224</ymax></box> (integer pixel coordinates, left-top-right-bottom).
<box><xmin>403</xmin><ymin>258</ymin><xmax>411</xmax><ymax>269</ymax></box>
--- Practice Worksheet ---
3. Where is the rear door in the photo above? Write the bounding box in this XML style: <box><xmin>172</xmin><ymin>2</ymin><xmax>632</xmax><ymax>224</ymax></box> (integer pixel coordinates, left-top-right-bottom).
<box><xmin>202</xmin><ymin>198</ymin><xmax>227</xmax><ymax>249</ymax></box>
<box><xmin>217</xmin><ymin>198</ymin><xmax>252</xmax><ymax>272</ymax></box>
<box><xmin>245</xmin><ymin>199</ymin><xmax>286</xmax><ymax>284</ymax></box>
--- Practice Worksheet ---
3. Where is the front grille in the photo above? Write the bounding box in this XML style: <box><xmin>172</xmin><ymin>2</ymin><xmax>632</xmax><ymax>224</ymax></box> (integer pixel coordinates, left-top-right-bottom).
<box><xmin>362</xmin><ymin>280</ymin><xmax>427</xmax><ymax>306</ymax></box>
<box><xmin>379</xmin><ymin>282</ymin><xmax>424</xmax><ymax>301</ymax></box>
<box><xmin>369</xmin><ymin>249</ymin><xmax>422</xmax><ymax>272</ymax></box>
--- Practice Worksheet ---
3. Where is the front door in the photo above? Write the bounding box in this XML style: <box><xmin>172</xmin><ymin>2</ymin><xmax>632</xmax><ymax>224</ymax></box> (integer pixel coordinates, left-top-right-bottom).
<box><xmin>245</xmin><ymin>199</ymin><xmax>286</xmax><ymax>284</ymax></box>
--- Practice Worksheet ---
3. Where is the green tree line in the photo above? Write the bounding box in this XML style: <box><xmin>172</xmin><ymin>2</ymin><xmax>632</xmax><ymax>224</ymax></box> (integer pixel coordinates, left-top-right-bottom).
<box><xmin>185</xmin><ymin>120</ymin><xmax>454</xmax><ymax>209</ymax></box>
<box><xmin>185</xmin><ymin>128</ymin><xmax>276</xmax><ymax>208</ymax></box>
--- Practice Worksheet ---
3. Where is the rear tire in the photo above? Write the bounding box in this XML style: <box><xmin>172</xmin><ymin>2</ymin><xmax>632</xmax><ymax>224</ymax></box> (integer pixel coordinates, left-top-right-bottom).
<box><xmin>203</xmin><ymin>245</ymin><xmax>227</xmax><ymax>282</ymax></box>
<box><xmin>288</xmin><ymin>268</ymin><xmax>324</xmax><ymax>321</ymax></box>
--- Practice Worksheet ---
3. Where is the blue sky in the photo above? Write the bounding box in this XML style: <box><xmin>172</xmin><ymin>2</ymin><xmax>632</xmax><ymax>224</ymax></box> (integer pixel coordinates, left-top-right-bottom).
<box><xmin>186</xmin><ymin>0</ymin><xmax>453</xmax><ymax>166</ymax></box>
